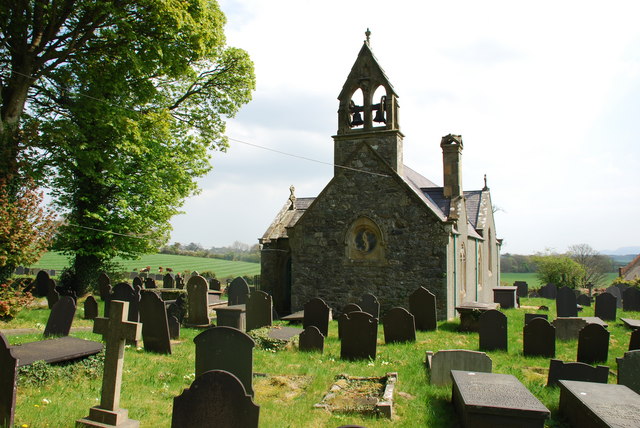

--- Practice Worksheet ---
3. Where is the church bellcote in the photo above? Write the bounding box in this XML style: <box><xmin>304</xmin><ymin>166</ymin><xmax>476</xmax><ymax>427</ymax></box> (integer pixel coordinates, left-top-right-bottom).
<box><xmin>334</xmin><ymin>30</ymin><xmax>404</xmax><ymax>175</ymax></box>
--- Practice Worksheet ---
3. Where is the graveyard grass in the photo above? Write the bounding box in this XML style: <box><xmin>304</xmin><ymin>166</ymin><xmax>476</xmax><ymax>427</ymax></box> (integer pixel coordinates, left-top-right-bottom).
<box><xmin>3</xmin><ymin>298</ymin><xmax>639</xmax><ymax>427</ymax></box>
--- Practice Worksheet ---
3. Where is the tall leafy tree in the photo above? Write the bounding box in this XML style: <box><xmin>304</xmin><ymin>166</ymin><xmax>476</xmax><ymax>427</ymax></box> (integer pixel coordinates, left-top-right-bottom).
<box><xmin>567</xmin><ymin>243</ymin><xmax>614</xmax><ymax>294</ymax></box>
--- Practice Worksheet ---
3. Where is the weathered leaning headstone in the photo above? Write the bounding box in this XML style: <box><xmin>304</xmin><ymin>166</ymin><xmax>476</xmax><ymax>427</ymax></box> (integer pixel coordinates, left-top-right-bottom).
<box><xmin>172</xmin><ymin>370</ymin><xmax>259</xmax><ymax>428</ymax></box>
<box><xmin>246</xmin><ymin>290</ymin><xmax>273</xmax><ymax>332</ymax></box>
<box><xmin>76</xmin><ymin>300</ymin><xmax>141</xmax><ymax>428</ymax></box>
<box><xmin>383</xmin><ymin>307</ymin><xmax>416</xmax><ymax>344</ymax></box>
<box><xmin>546</xmin><ymin>359</ymin><xmax>608</xmax><ymax>387</ymax></box>
<box><xmin>44</xmin><ymin>295</ymin><xmax>77</xmax><ymax>337</ymax></box>
<box><xmin>0</xmin><ymin>333</ymin><xmax>18</xmax><ymax>428</ymax></box>
<box><xmin>34</xmin><ymin>270</ymin><xmax>51</xmax><ymax>297</ymax></box>
<box><xmin>193</xmin><ymin>327</ymin><xmax>255</xmax><ymax>397</ymax></box>
<box><xmin>595</xmin><ymin>292</ymin><xmax>617</xmax><ymax>321</ymax></box>
<box><xmin>340</xmin><ymin>311</ymin><xmax>378</xmax><ymax>361</ymax></box>
<box><xmin>227</xmin><ymin>277</ymin><xmax>250</xmax><ymax>305</ymax></box>
<box><xmin>523</xmin><ymin>318</ymin><xmax>555</xmax><ymax>358</ymax></box>
<box><xmin>139</xmin><ymin>291</ymin><xmax>172</xmax><ymax>354</ymax></box>
<box><xmin>556</xmin><ymin>286</ymin><xmax>578</xmax><ymax>317</ymax></box>
<box><xmin>479</xmin><ymin>309</ymin><xmax>507</xmax><ymax>352</ymax></box>
<box><xmin>577</xmin><ymin>323</ymin><xmax>609</xmax><ymax>364</ymax></box>
<box><xmin>617</xmin><ymin>349</ymin><xmax>640</xmax><ymax>394</ymax></box>
<box><xmin>426</xmin><ymin>349</ymin><xmax>492</xmax><ymax>387</ymax></box>
<box><xmin>623</xmin><ymin>287</ymin><xmax>640</xmax><ymax>312</ymax></box>
<box><xmin>186</xmin><ymin>275</ymin><xmax>210</xmax><ymax>327</ymax></box>
<box><xmin>46</xmin><ymin>278</ymin><xmax>60</xmax><ymax>309</ymax></box>
<box><xmin>84</xmin><ymin>295</ymin><xmax>99</xmax><ymax>320</ymax></box>
<box><xmin>359</xmin><ymin>293</ymin><xmax>380</xmax><ymax>319</ymax></box>
<box><xmin>303</xmin><ymin>298</ymin><xmax>331</xmax><ymax>337</ymax></box>
<box><xmin>299</xmin><ymin>326</ymin><xmax>325</xmax><ymax>353</ymax></box>
<box><xmin>409</xmin><ymin>286</ymin><xmax>437</xmax><ymax>331</ymax></box>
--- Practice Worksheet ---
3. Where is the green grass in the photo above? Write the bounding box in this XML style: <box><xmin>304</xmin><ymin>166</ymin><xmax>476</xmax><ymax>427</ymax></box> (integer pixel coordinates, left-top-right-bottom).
<box><xmin>26</xmin><ymin>252</ymin><xmax>260</xmax><ymax>278</ymax></box>
<box><xmin>500</xmin><ymin>272</ymin><xmax>619</xmax><ymax>289</ymax></box>
<box><xmin>3</xmin><ymin>296</ymin><xmax>639</xmax><ymax>427</ymax></box>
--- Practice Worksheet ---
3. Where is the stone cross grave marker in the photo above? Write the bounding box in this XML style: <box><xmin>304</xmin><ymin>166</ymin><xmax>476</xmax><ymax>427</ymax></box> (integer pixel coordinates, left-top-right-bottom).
<box><xmin>246</xmin><ymin>290</ymin><xmax>273</xmax><ymax>332</ymax></box>
<box><xmin>577</xmin><ymin>323</ymin><xmax>609</xmax><ymax>364</ymax></box>
<box><xmin>76</xmin><ymin>300</ymin><xmax>141</xmax><ymax>428</ymax></box>
<box><xmin>576</xmin><ymin>294</ymin><xmax>591</xmax><ymax>307</ymax></box>
<box><xmin>172</xmin><ymin>370</ymin><xmax>259</xmax><ymax>428</ymax></box>
<box><xmin>84</xmin><ymin>295</ymin><xmax>99</xmax><ymax>320</ymax></box>
<box><xmin>426</xmin><ymin>350</ymin><xmax>492</xmax><ymax>386</ymax></box>
<box><xmin>623</xmin><ymin>287</ymin><xmax>640</xmax><ymax>312</ymax></box>
<box><xmin>359</xmin><ymin>293</ymin><xmax>380</xmax><ymax>319</ymax></box>
<box><xmin>162</xmin><ymin>273</ymin><xmax>175</xmax><ymax>289</ymax></box>
<box><xmin>595</xmin><ymin>292</ymin><xmax>617</xmax><ymax>321</ymax></box>
<box><xmin>523</xmin><ymin>317</ymin><xmax>555</xmax><ymax>358</ymax></box>
<box><xmin>383</xmin><ymin>307</ymin><xmax>416</xmax><ymax>344</ymax></box>
<box><xmin>44</xmin><ymin>295</ymin><xmax>76</xmax><ymax>337</ymax></box>
<box><xmin>605</xmin><ymin>285</ymin><xmax>623</xmax><ymax>308</ymax></box>
<box><xmin>194</xmin><ymin>326</ymin><xmax>255</xmax><ymax>397</ymax></box>
<box><xmin>299</xmin><ymin>326</ymin><xmax>325</xmax><ymax>353</ymax></box>
<box><xmin>409</xmin><ymin>286</ymin><xmax>437</xmax><ymax>331</ymax></box>
<box><xmin>630</xmin><ymin>329</ymin><xmax>640</xmax><ymax>351</ymax></box>
<box><xmin>186</xmin><ymin>275</ymin><xmax>210</xmax><ymax>327</ymax></box>
<box><xmin>228</xmin><ymin>276</ymin><xmax>250</xmax><ymax>305</ymax></box>
<box><xmin>617</xmin><ymin>350</ymin><xmax>640</xmax><ymax>394</ymax></box>
<box><xmin>0</xmin><ymin>333</ymin><xmax>18</xmax><ymax>428</ymax></box>
<box><xmin>514</xmin><ymin>281</ymin><xmax>528</xmax><ymax>298</ymax></box>
<box><xmin>340</xmin><ymin>311</ymin><xmax>378</xmax><ymax>361</ymax></box>
<box><xmin>303</xmin><ymin>297</ymin><xmax>331</xmax><ymax>337</ymax></box>
<box><xmin>139</xmin><ymin>291</ymin><xmax>171</xmax><ymax>354</ymax></box>
<box><xmin>479</xmin><ymin>309</ymin><xmax>507</xmax><ymax>352</ymax></box>
<box><xmin>556</xmin><ymin>286</ymin><xmax>578</xmax><ymax>318</ymax></box>
<box><xmin>546</xmin><ymin>359</ymin><xmax>609</xmax><ymax>387</ymax></box>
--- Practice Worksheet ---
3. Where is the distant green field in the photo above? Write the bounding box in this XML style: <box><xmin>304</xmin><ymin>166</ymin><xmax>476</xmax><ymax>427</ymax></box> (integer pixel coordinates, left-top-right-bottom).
<box><xmin>27</xmin><ymin>252</ymin><xmax>260</xmax><ymax>278</ymax></box>
<box><xmin>500</xmin><ymin>272</ymin><xmax>619</xmax><ymax>288</ymax></box>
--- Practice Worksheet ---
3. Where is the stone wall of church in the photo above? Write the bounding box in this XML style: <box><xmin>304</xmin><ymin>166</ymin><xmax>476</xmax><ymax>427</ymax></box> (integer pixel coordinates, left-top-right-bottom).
<box><xmin>289</xmin><ymin>146</ymin><xmax>450</xmax><ymax>319</ymax></box>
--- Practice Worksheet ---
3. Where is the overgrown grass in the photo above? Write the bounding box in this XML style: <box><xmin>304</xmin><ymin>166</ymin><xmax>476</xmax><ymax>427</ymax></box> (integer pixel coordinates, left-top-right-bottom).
<box><xmin>3</xmin><ymin>297</ymin><xmax>639</xmax><ymax>427</ymax></box>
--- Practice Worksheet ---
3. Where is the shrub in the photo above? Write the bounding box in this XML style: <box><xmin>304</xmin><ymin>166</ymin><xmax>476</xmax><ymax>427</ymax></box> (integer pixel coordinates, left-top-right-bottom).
<box><xmin>0</xmin><ymin>279</ymin><xmax>35</xmax><ymax>320</ymax></box>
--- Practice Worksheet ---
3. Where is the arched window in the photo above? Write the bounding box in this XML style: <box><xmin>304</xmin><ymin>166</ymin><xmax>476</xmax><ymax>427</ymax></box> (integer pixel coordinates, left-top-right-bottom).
<box><xmin>348</xmin><ymin>88</ymin><xmax>364</xmax><ymax>129</ymax></box>
<box><xmin>460</xmin><ymin>242</ymin><xmax>467</xmax><ymax>296</ymax></box>
<box><xmin>488</xmin><ymin>228</ymin><xmax>493</xmax><ymax>274</ymax></box>
<box><xmin>345</xmin><ymin>217</ymin><xmax>385</xmax><ymax>262</ymax></box>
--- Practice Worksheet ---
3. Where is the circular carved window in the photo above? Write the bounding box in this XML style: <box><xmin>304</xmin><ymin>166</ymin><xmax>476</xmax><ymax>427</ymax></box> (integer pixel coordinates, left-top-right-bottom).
<box><xmin>346</xmin><ymin>217</ymin><xmax>384</xmax><ymax>262</ymax></box>
<box><xmin>354</xmin><ymin>227</ymin><xmax>378</xmax><ymax>253</ymax></box>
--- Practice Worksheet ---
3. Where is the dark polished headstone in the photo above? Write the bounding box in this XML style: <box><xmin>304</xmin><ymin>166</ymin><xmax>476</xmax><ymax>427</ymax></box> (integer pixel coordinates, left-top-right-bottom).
<box><xmin>340</xmin><ymin>311</ymin><xmax>377</xmax><ymax>361</ymax></box>
<box><xmin>172</xmin><ymin>370</ymin><xmax>259</xmax><ymax>428</ymax></box>
<box><xmin>539</xmin><ymin>283</ymin><xmax>557</xmax><ymax>299</ymax></box>
<box><xmin>616</xmin><ymin>350</ymin><xmax>640</xmax><ymax>394</ymax></box>
<box><xmin>546</xmin><ymin>359</ymin><xmax>608</xmax><ymax>387</ymax></box>
<box><xmin>228</xmin><ymin>277</ymin><xmax>250</xmax><ymax>306</ymax></box>
<box><xmin>84</xmin><ymin>295</ymin><xmax>99</xmax><ymax>320</ymax></box>
<box><xmin>112</xmin><ymin>282</ymin><xmax>140</xmax><ymax>322</ymax></box>
<box><xmin>493</xmin><ymin>286</ymin><xmax>518</xmax><ymax>309</ymax></box>
<box><xmin>409</xmin><ymin>287</ymin><xmax>437</xmax><ymax>331</ymax></box>
<box><xmin>559</xmin><ymin>380</ymin><xmax>640</xmax><ymax>428</ymax></box>
<box><xmin>523</xmin><ymin>318</ymin><xmax>555</xmax><ymax>358</ymax></box>
<box><xmin>577</xmin><ymin>323</ymin><xmax>609</xmax><ymax>364</ymax></box>
<box><xmin>162</xmin><ymin>273</ymin><xmax>175</xmax><ymax>289</ymax></box>
<box><xmin>514</xmin><ymin>281</ymin><xmax>528</xmax><ymax>298</ymax></box>
<box><xmin>359</xmin><ymin>293</ymin><xmax>380</xmax><ymax>319</ymax></box>
<box><xmin>144</xmin><ymin>277</ymin><xmax>157</xmax><ymax>289</ymax></box>
<box><xmin>427</xmin><ymin>350</ymin><xmax>492</xmax><ymax>386</ymax></box>
<box><xmin>605</xmin><ymin>285</ymin><xmax>623</xmax><ymax>309</ymax></box>
<box><xmin>44</xmin><ymin>296</ymin><xmax>76</xmax><ymax>337</ymax></box>
<box><xmin>524</xmin><ymin>313</ymin><xmax>548</xmax><ymax>325</ymax></box>
<box><xmin>479</xmin><ymin>309</ymin><xmax>507</xmax><ymax>352</ymax></box>
<box><xmin>576</xmin><ymin>294</ymin><xmax>591</xmax><ymax>307</ymax></box>
<box><xmin>132</xmin><ymin>276</ymin><xmax>143</xmax><ymax>290</ymax></box>
<box><xmin>623</xmin><ymin>287</ymin><xmax>640</xmax><ymax>312</ymax></box>
<box><xmin>246</xmin><ymin>290</ymin><xmax>273</xmax><ymax>332</ymax></box>
<box><xmin>140</xmin><ymin>291</ymin><xmax>171</xmax><ymax>354</ymax></box>
<box><xmin>303</xmin><ymin>298</ymin><xmax>331</xmax><ymax>337</ymax></box>
<box><xmin>556</xmin><ymin>286</ymin><xmax>578</xmax><ymax>317</ymax></box>
<box><xmin>451</xmin><ymin>370</ymin><xmax>550</xmax><ymax>428</ymax></box>
<box><xmin>299</xmin><ymin>326</ymin><xmax>324</xmax><ymax>353</ymax></box>
<box><xmin>168</xmin><ymin>315</ymin><xmax>180</xmax><ymax>340</ymax></box>
<box><xmin>595</xmin><ymin>292</ymin><xmax>617</xmax><ymax>321</ymax></box>
<box><xmin>186</xmin><ymin>275</ymin><xmax>210</xmax><ymax>327</ymax></box>
<box><xmin>630</xmin><ymin>330</ymin><xmax>640</xmax><ymax>351</ymax></box>
<box><xmin>383</xmin><ymin>307</ymin><xmax>416</xmax><ymax>344</ymax></box>
<box><xmin>0</xmin><ymin>333</ymin><xmax>18</xmax><ymax>428</ymax></box>
<box><xmin>194</xmin><ymin>327</ymin><xmax>255</xmax><ymax>396</ymax></box>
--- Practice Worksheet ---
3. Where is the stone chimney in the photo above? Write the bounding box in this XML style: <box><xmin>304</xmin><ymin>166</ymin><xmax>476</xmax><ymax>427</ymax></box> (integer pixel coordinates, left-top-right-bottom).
<box><xmin>441</xmin><ymin>134</ymin><xmax>463</xmax><ymax>199</ymax></box>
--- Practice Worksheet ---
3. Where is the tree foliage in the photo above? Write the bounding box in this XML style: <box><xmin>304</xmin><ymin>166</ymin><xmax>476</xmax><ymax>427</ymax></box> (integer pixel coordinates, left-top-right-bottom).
<box><xmin>567</xmin><ymin>243</ymin><xmax>613</xmax><ymax>289</ymax></box>
<box><xmin>533</xmin><ymin>254</ymin><xmax>586</xmax><ymax>288</ymax></box>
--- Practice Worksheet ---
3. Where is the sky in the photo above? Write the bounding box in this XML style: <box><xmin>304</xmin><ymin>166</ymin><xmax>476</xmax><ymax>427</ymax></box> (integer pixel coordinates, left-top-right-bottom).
<box><xmin>169</xmin><ymin>0</ymin><xmax>640</xmax><ymax>255</ymax></box>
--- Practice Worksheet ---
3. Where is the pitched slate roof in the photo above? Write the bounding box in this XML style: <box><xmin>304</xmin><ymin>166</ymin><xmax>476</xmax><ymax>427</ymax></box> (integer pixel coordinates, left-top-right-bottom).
<box><xmin>259</xmin><ymin>197</ymin><xmax>315</xmax><ymax>242</ymax></box>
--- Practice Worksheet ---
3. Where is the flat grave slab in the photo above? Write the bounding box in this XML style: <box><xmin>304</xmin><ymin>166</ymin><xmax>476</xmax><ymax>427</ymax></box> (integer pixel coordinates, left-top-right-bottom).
<box><xmin>451</xmin><ymin>370</ymin><xmax>550</xmax><ymax>428</ymax></box>
<box><xmin>559</xmin><ymin>380</ymin><xmax>640</xmax><ymax>428</ymax></box>
<box><xmin>314</xmin><ymin>373</ymin><xmax>397</xmax><ymax>418</ymax></box>
<box><xmin>281</xmin><ymin>310</ymin><xmax>304</xmax><ymax>323</ymax></box>
<box><xmin>11</xmin><ymin>336</ymin><xmax>103</xmax><ymax>367</ymax></box>
<box><xmin>621</xmin><ymin>318</ymin><xmax>640</xmax><ymax>330</ymax></box>
<box><xmin>267</xmin><ymin>326</ymin><xmax>303</xmax><ymax>341</ymax></box>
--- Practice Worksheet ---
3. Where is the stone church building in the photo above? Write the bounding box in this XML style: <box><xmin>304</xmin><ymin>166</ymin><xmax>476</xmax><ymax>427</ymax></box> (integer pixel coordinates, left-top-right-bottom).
<box><xmin>259</xmin><ymin>38</ymin><xmax>501</xmax><ymax>320</ymax></box>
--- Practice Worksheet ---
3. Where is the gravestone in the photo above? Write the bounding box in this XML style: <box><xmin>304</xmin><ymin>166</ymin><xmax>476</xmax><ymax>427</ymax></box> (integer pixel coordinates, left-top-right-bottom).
<box><xmin>409</xmin><ymin>286</ymin><xmax>437</xmax><ymax>331</ymax></box>
<box><xmin>168</xmin><ymin>316</ymin><xmax>180</xmax><ymax>340</ymax></box>
<box><xmin>576</xmin><ymin>294</ymin><xmax>591</xmax><ymax>307</ymax></box>
<box><xmin>524</xmin><ymin>313</ymin><xmax>548</xmax><ymax>325</ymax></box>
<box><xmin>208</xmin><ymin>278</ymin><xmax>221</xmax><ymax>291</ymax></box>
<box><xmin>556</xmin><ymin>286</ymin><xmax>578</xmax><ymax>317</ymax></box>
<box><xmin>605</xmin><ymin>285</ymin><xmax>623</xmax><ymax>308</ymax></box>
<box><xmin>338</xmin><ymin>303</ymin><xmax>361</xmax><ymax>339</ymax></box>
<box><xmin>303</xmin><ymin>298</ymin><xmax>331</xmax><ymax>337</ymax></box>
<box><xmin>630</xmin><ymin>330</ymin><xmax>640</xmax><ymax>351</ymax></box>
<box><xmin>228</xmin><ymin>277</ymin><xmax>250</xmax><ymax>305</ymax></box>
<box><xmin>493</xmin><ymin>286</ymin><xmax>518</xmax><ymax>309</ymax></box>
<box><xmin>340</xmin><ymin>311</ymin><xmax>378</xmax><ymax>361</ymax></box>
<box><xmin>172</xmin><ymin>370</ymin><xmax>259</xmax><ymax>428</ymax></box>
<box><xmin>0</xmin><ymin>333</ymin><xmax>18</xmax><ymax>428</ymax></box>
<box><xmin>193</xmin><ymin>327</ymin><xmax>255</xmax><ymax>396</ymax></box>
<box><xmin>155</xmin><ymin>274</ymin><xmax>163</xmax><ymax>281</ymax></box>
<box><xmin>76</xmin><ymin>300</ymin><xmax>141</xmax><ymax>428</ymax></box>
<box><xmin>144</xmin><ymin>277</ymin><xmax>156</xmax><ymax>289</ymax></box>
<box><xmin>546</xmin><ymin>359</ymin><xmax>609</xmax><ymax>387</ymax></box>
<box><xmin>112</xmin><ymin>282</ymin><xmax>140</xmax><ymax>322</ymax></box>
<box><xmin>621</xmin><ymin>317</ymin><xmax>640</xmax><ymax>330</ymax></box>
<box><xmin>577</xmin><ymin>323</ymin><xmax>609</xmax><ymax>364</ymax></box>
<box><xmin>167</xmin><ymin>294</ymin><xmax>188</xmax><ymax>324</ymax></box>
<box><xmin>139</xmin><ymin>291</ymin><xmax>171</xmax><ymax>354</ymax></box>
<box><xmin>514</xmin><ymin>281</ymin><xmax>528</xmax><ymax>298</ymax></box>
<box><xmin>552</xmin><ymin>317</ymin><xmax>588</xmax><ymax>341</ymax></box>
<box><xmin>186</xmin><ymin>275</ymin><xmax>210</xmax><ymax>327</ymax></box>
<box><xmin>246</xmin><ymin>290</ymin><xmax>273</xmax><ymax>332</ymax></box>
<box><xmin>616</xmin><ymin>282</ymin><xmax>630</xmax><ymax>294</ymax></box>
<box><xmin>539</xmin><ymin>283</ymin><xmax>557</xmax><ymax>299</ymax></box>
<box><xmin>595</xmin><ymin>292</ymin><xmax>617</xmax><ymax>321</ymax></box>
<box><xmin>44</xmin><ymin>296</ymin><xmax>76</xmax><ymax>337</ymax></box>
<box><xmin>359</xmin><ymin>293</ymin><xmax>380</xmax><ymax>318</ymax></box>
<box><xmin>617</xmin><ymin>350</ymin><xmax>640</xmax><ymax>394</ymax></box>
<box><xmin>175</xmin><ymin>274</ymin><xmax>184</xmax><ymax>289</ymax></box>
<box><xmin>46</xmin><ymin>278</ymin><xmax>60</xmax><ymax>309</ymax></box>
<box><xmin>623</xmin><ymin>287</ymin><xmax>640</xmax><ymax>312</ymax></box>
<box><xmin>559</xmin><ymin>380</ymin><xmax>640</xmax><ymax>428</ymax></box>
<box><xmin>98</xmin><ymin>273</ymin><xmax>111</xmax><ymax>301</ymax></box>
<box><xmin>299</xmin><ymin>326</ymin><xmax>325</xmax><ymax>353</ymax></box>
<box><xmin>162</xmin><ymin>273</ymin><xmax>175</xmax><ymax>289</ymax></box>
<box><xmin>383</xmin><ymin>307</ymin><xmax>416</xmax><ymax>344</ymax></box>
<box><xmin>132</xmin><ymin>276</ymin><xmax>143</xmax><ymax>290</ymax></box>
<box><xmin>34</xmin><ymin>270</ymin><xmax>51</xmax><ymax>297</ymax></box>
<box><xmin>478</xmin><ymin>309</ymin><xmax>507</xmax><ymax>352</ymax></box>
<box><xmin>84</xmin><ymin>296</ymin><xmax>99</xmax><ymax>320</ymax></box>
<box><xmin>451</xmin><ymin>370</ymin><xmax>550</xmax><ymax>428</ymax></box>
<box><xmin>523</xmin><ymin>318</ymin><xmax>555</xmax><ymax>358</ymax></box>
<box><xmin>426</xmin><ymin>350</ymin><xmax>492</xmax><ymax>386</ymax></box>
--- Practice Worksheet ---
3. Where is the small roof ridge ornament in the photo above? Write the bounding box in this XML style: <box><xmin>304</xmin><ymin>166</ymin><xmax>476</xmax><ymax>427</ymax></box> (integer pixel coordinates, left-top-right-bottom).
<box><xmin>365</xmin><ymin>28</ymin><xmax>371</xmax><ymax>45</ymax></box>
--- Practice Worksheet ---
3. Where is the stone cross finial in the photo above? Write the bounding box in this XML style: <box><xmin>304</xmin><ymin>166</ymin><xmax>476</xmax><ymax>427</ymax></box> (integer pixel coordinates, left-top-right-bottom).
<box><xmin>365</xmin><ymin>28</ymin><xmax>371</xmax><ymax>44</ymax></box>
<box><xmin>288</xmin><ymin>185</ymin><xmax>296</xmax><ymax>210</ymax></box>
<box><xmin>483</xmin><ymin>174</ymin><xmax>489</xmax><ymax>191</ymax></box>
